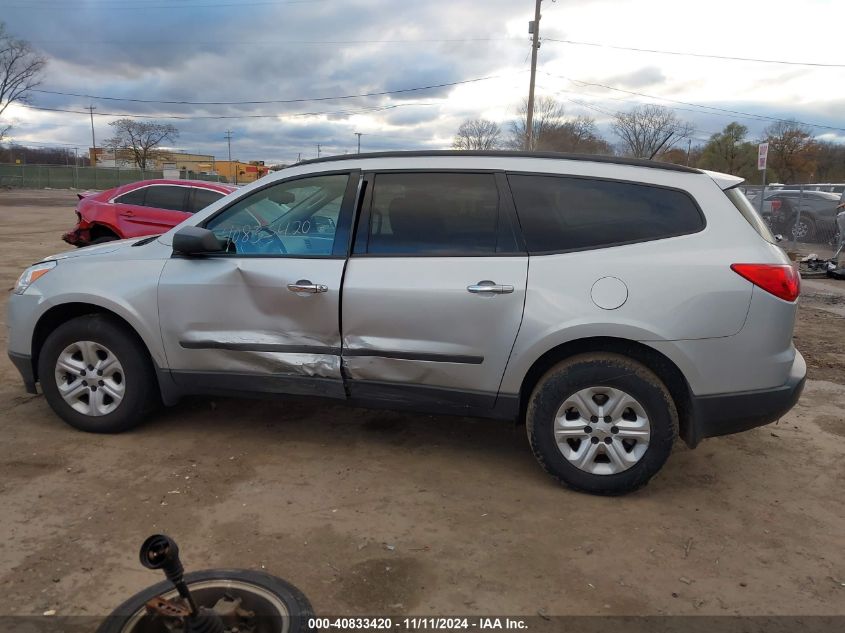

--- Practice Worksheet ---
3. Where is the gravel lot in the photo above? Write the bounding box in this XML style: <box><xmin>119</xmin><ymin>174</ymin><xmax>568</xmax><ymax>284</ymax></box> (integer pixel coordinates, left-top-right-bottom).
<box><xmin>0</xmin><ymin>189</ymin><xmax>843</xmax><ymax>619</ymax></box>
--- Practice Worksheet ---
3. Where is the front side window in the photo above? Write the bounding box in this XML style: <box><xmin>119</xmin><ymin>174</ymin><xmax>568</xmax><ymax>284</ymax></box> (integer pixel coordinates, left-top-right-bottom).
<box><xmin>507</xmin><ymin>174</ymin><xmax>704</xmax><ymax>253</ymax></box>
<box><xmin>205</xmin><ymin>173</ymin><xmax>349</xmax><ymax>256</ymax></box>
<box><xmin>143</xmin><ymin>186</ymin><xmax>188</xmax><ymax>212</ymax></box>
<box><xmin>366</xmin><ymin>172</ymin><xmax>500</xmax><ymax>255</ymax></box>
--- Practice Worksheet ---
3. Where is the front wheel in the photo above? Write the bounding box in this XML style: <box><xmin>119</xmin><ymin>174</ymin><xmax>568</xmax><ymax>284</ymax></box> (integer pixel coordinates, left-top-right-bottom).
<box><xmin>526</xmin><ymin>353</ymin><xmax>678</xmax><ymax>495</ymax></box>
<box><xmin>96</xmin><ymin>569</ymin><xmax>315</xmax><ymax>633</ymax></box>
<box><xmin>37</xmin><ymin>314</ymin><xmax>159</xmax><ymax>433</ymax></box>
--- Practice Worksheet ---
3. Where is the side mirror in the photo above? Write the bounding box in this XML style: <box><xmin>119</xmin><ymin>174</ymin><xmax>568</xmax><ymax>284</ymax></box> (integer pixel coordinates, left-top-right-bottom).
<box><xmin>173</xmin><ymin>226</ymin><xmax>224</xmax><ymax>255</ymax></box>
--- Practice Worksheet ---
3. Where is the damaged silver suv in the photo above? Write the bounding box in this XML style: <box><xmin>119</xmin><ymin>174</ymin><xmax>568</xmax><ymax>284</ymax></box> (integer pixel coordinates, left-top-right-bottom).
<box><xmin>7</xmin><ymin>151</ymin><xmax>805</xmax><ymax>494</ymax></box>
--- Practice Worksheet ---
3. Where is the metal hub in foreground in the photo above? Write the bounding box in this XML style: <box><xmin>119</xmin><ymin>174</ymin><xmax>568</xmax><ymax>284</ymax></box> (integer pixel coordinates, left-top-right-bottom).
<box><xmin>554</xmin><ymin>386</ymin><xmax>651</xmax><ymax>475</ymax></box>
<box><xmin>54</xmin><ymin>340</ymin><xmax>125</xmax><ymax>416</ymax></box>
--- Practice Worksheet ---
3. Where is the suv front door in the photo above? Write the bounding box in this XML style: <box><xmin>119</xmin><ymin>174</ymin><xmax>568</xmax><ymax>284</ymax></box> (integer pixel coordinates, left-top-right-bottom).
<box><xmin>341</xmin><ymin>171</ymin><xmax>528</xmax><ymax>417</ymax></box>
<box><xmin>157</xmin><ymin>171</ymin><xmax>360</xmax><ymax>397</ymax></box>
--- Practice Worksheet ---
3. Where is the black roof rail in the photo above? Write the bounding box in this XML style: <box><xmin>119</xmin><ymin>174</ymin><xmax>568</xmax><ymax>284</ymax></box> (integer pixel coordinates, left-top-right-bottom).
<box><xmin>294</xmin><ymin>150</ymin><xmax>702</xmax><ymax>174</ymax></box>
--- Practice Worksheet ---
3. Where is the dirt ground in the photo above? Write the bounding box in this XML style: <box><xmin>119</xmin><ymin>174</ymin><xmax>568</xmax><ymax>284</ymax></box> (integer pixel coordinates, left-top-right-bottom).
<box><xmin>0</xmin><ymin>189</ymin><xmax>843</xmax><ymax>619</ymax></box>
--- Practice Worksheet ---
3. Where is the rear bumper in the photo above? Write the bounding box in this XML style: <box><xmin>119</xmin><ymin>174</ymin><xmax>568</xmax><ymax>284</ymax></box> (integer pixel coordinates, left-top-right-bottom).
<box><xmin>62</xmin><ymin>226</ymin><xmax>91</xmax><ymax>247</ymax></box>
<box><xmin>8</xmin><ymin>351</ymin><xmax>37</xmax><ymax>394</ymax></box>
<box><xmin>687</xmin><ymin>350</ymin><xmax>806</xmax><ymax>447</ymax></box>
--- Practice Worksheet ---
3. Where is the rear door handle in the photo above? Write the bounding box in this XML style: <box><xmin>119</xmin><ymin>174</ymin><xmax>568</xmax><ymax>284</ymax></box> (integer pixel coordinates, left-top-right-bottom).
<box><xmin>287</xmin><ymin>280</ymin><xmax>328</xmax><ymax>294</ymax></box>
<box><xmin>467</xmin><ymin>280</ymin><xmax>514</xmax><ymax>294</ymax></box>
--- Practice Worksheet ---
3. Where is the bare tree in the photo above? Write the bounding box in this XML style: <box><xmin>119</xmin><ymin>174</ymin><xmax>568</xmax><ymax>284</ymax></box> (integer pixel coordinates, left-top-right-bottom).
<box><xmin>0</xmin><ymin>22</ymin><xmax>47</xmax><ymax>142</ymax></box>
<box><xmin>104</xmin><ymin>119</ymin><xmax>179</xmax><ymax>169</ymax></box>
<box><xmin>452</xmin><ymin>118</ymin><xmax>502</xmax><ymax>150</ymax></box>
<box><xmin>507</xmin><ymin>96</ymin><xmax>566</xmax><ymax>150</ymax></box>
<box><xmin>543</xmin><ymin>115</ymin><xmax>614</xmax><ymax>155</ymax></box>
<box><xmin>612</xmin><ymin>104</ymin><xmax>692</xmax><ymax>159</ymax></box>
<box><xmin>764</xmin><ymin>120</ymin><xmax>817</xmax><ymax>183</ymax></box>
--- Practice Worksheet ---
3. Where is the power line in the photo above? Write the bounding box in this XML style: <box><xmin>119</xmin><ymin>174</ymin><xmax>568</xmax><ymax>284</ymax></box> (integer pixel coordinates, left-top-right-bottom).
<box><xmin>544</xmin><ymin>38</ymin><xmax>845</xmax><ymax>68</ymax></box>
<box><xmin>30</xmin><ymin>37</ymin><xmax>518</xmax><ymax>46</ymax></box>
<box><xmin>541</xmin><ymin>71</ymin><xmax>845</xmax><ymax>133</ymax></box>
<box><xmin>15</xmin><ymin>102</ymin><xmax>436</xmax><ymax>120</ymax></box>
<box><xmin>31</xmin><ymin>73</ymin><xmax>512</xmax><ymax>105</ymax></box>
<box><xmin>3</xmin><ymin>0</ymin><xmax>328</xmax><ymax>10</ymax></box>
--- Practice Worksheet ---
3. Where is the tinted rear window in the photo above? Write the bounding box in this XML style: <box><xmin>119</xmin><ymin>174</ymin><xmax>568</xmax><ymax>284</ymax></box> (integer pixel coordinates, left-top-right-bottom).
<box><xmin>367</xmin><ymin>172</ymin><xmax>501</xmax><ymax>255</ymax></box>
<box><xmin>507</xmin><ymin>174</ymin><xmax>704</xmax><ymax>253</ymax></box>
<box><xmin>192</xmin><ymin>188</ymin><xmax>224</xmax><ymax>213</ymax></box>
<box><xmin>144</xmin><ymin>186</ymin><xmax>187</xmax><ymax>212</ymax></box>
<box><xmin>116</xmin><ymin>187</ymin><xmax>146</xmax><ymax>205</ymax></box>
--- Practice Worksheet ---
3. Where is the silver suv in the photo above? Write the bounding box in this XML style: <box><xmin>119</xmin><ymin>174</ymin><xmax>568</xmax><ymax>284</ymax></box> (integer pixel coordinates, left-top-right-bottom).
<box><xmin>7</xmin><ymin>151</ymin><xmax>806</xmax><ymax>495</ymax></box>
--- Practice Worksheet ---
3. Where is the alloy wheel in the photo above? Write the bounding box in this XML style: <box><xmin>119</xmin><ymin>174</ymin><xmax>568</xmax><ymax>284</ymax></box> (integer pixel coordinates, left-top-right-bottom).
<box><xmin>54</xmin><ymin>340</ymin><xmax>125</xmax><ymax>416</ymax></box>
<box><xmin>554</xmin><ymin>387</ymin><xmax>651</xmax><ymax>475</ymax></box>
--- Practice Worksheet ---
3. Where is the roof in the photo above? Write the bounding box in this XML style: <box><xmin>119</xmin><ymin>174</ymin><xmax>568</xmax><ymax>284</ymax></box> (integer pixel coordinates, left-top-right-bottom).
<box><xmin>295</xmin><ymin>150</ymin><xmax>702</xmax><ymax>174</ymax></box>
<box><xmin>121</xmin><ymin>179</ymin><xmax>236</xmax><ymax>191</ymax></box>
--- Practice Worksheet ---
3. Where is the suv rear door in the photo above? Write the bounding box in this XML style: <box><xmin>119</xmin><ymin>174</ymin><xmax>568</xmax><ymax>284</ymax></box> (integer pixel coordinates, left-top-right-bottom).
<box><xmin>340</xmin><ymin>171</ymin><xmax>528</xmax><ymax>417</ymax></box>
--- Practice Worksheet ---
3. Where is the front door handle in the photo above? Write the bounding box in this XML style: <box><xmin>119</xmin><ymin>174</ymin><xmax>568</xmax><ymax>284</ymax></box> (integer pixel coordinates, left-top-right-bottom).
<box><xmin>287</xmin><ymin>280</ymin><xmax>328</xmax><ymax>294</ymax></box>
<box><xmin>467</xmin><ymin>280</ymin><xmax>514</xmax><ymax>294</ymax></box>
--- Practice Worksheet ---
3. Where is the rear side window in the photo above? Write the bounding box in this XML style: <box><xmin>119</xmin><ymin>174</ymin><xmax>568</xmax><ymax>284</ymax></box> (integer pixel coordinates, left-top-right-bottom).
<box><xmin>115</xmin><ymin>187</ymin><xmax>146</xmax><ymax>205</ymax></box>
<box><xmin>143</xmin><ymin>186</ymin><xmax>188</xmax><ymax>212</ymax></box>
<box><xmin>507</xmin><ymin>174</ymin><xmax>704</xmax><ymax>253</ymax></box>
<box><xmin>191</xmin><ymin>188</ymin><xmax>225</xmax><ymax>213</ymax></box>
<box><xmin>366</xmin><ymin>172</ymin><xmax>501</xmax><ymax>255</ymax></box>
<box><xmin>725</xmin><ymin>186</ymin><xmax>777</xmax><ymax>244</ymax></box>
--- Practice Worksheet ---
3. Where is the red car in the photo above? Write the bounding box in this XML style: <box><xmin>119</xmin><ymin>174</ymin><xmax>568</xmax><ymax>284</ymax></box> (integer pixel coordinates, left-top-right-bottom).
<box><xmin>63</xmin><ymin>179</ymin><xmax>237</xmax><ymax>247</ymax></box>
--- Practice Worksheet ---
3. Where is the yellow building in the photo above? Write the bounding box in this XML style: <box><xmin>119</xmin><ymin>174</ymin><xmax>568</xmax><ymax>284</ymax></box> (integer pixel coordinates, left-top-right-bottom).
<box><xmin>214</xmin><ymin>160</ymin><xmax>270</xmax><ymax>184</ymax></box>
<box><xmin>88</xmin><ymin>149</ymin><xmax>269</xmax><ymax>183</ymax></box>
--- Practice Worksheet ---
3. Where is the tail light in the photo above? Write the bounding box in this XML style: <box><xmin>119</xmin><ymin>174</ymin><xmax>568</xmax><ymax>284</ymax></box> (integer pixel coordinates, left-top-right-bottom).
<box><xmin>731</xmin><ymin>264</ymin><xmax>800</xmax><ymax>302</ymax></box>
<box><xmin>771</xmin><ymin>199</ymin><xmax>782</xmax><ymax>212</ymax></box>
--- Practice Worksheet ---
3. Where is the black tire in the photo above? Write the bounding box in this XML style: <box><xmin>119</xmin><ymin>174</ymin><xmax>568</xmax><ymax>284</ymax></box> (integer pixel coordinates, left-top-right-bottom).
<box><xmin>95</xmin><ymin>569</ymin><xmax>316</xmax><ymax>633</ymax></box>
<box><xmin>37</xmin><ymin>314</ymin><xmax>158</xmax><ymax>433</ymax></box>
<box><xmin>526</xmin><ymin>353</ymin><xmax>678</xmax><ymax>495</ymax></box>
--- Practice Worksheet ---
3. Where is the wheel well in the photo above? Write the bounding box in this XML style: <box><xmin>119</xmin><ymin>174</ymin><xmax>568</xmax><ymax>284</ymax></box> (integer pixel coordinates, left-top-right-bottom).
<box><xmin>89</xmin><ymin>224</ymin><xmax>120</xmax><ymax>240</ymax></box>
<box><xmin>518</xmin><ymin>337</ymin><xmax>694</xmax><ymax>444</ymax></box>
<box><xmin>31</xmin><ymin>303</ymin><xmax>152</xmax><ymax>383</ymax></box>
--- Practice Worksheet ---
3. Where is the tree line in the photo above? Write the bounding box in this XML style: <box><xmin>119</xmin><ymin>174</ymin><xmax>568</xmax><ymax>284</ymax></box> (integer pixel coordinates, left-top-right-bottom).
<box><xmin>453</xmin><ymin>97</ymin><xmax>845</xmax><ymax>184</ymax></box>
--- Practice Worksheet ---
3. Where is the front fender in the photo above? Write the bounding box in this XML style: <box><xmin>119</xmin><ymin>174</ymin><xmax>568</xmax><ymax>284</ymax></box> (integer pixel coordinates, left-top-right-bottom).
<box><xmin>10</xmin><ymin>257</ymin><xmax>169</xmax><ymax>370</ymax></box>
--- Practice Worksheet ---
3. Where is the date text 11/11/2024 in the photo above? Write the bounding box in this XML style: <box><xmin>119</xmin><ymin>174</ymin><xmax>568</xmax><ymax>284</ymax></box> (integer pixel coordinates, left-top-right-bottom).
<box><xmin>308</xmin><ymin>617</ymin><xmax>529</xmax><ymax>630</ymax></box>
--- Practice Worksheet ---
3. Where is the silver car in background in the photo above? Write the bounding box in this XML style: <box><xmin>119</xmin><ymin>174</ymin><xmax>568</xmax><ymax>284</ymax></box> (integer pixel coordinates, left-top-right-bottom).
<box><xmin>6</xmin><ymin>151</ymin><xmax>805</xmax><ymax>495</ymax></box>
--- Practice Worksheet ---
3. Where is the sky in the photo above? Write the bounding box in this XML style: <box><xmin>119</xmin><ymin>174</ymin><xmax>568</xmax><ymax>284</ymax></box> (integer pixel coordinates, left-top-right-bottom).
<box><xmin>1</xmin><ymin>0</ymin><xmax>844</xmax><ymax>165</ymax></box>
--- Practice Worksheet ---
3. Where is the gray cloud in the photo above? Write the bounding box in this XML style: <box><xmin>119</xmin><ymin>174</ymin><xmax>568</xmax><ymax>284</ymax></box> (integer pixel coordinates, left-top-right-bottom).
<box><xmin>2</xmin><ymin>0</ymin><xmax>842</xmax><ymax>161</ymax></box>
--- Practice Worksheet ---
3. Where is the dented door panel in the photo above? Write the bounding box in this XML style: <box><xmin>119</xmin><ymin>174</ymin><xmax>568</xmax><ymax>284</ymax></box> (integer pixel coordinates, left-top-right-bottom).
<box><xmin>341</xmin><ymin>256</ymin><xmax>529</xmax><ymax>394</ymax></box>
<box><xmin>158</xmin><ymin>256</ymin><xmax>345</xmax><ymax>388</ymax></box>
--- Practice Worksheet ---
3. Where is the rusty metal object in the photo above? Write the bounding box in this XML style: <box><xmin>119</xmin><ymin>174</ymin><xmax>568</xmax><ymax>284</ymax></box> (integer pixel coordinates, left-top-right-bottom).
<box><xmin>144</xmin><ymin>595</ymin><xmax>192</xmax><ymax>618</ymax></box>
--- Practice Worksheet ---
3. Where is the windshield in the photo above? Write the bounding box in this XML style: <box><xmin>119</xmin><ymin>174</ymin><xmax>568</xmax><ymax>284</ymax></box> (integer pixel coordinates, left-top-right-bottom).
<box><xmin>725</xmin><ymin>186</ymin><xmax>778</xmax><ymax>244</ymax></box>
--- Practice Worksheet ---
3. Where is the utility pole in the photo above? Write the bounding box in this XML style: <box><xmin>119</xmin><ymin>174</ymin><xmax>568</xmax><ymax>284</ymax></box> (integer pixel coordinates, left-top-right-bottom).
<box><xmin>317</xmin><ymin>144</ymin><xmax>321</xmax><ymax>158</ymax></box>
<box><xmin>525</xmin><ymin>0</ymin><xmax>542</xmax><ymax>151</ymax></box>
<box><xmin>224</xmin><ymin>130</ymin><xmax>234</xmax><ymax>184</ymax></box>
<box><xmin>354</xmin><ymin>132</ymin><xmax>362</xmax><ymax>154</ymax></box>
<box><xmin>686</xmin><ymin>139</ymin><xmax>692</xmax><ymax>165</ymax></box>
<box><xmin>296</xmin><ymin>152</ymin><xmax>301</xmax><ymax>162</ymax></box>
<box><xmin>87</xmin><ymin>105</ymin><xmax>97</xmax><ymax>165</ymax></box>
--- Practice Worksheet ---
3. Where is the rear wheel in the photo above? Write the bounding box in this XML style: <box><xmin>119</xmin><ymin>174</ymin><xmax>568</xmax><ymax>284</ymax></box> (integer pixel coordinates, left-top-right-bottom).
<box><xmin>790</xmin><ymin>216</ymin><xmax>816</xmax><ymax>242</ymax></box>
<box><xmin>90</xmin><ymin>235</ymin><xmax>118</xmax><ymax>245</ymax></box>
<box><xmin>526</xmin><ymin>353</ymin><xmax>678</xmax><ymax>495</ymax></box>
<box><xmin>37</xmin><ymin>314</ymin><xmax>158</xmax><ymax>433</ymax></box>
